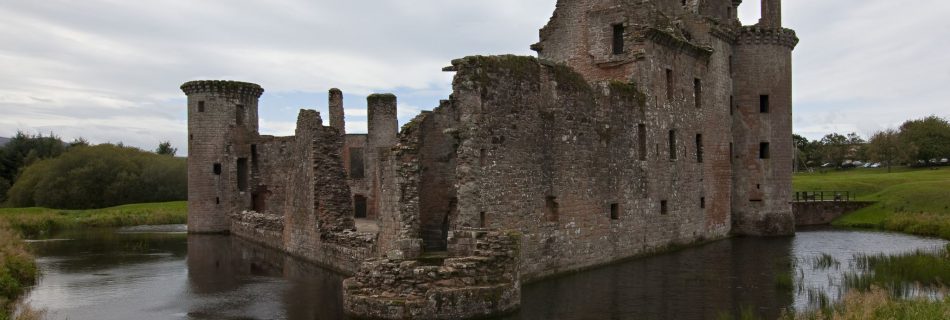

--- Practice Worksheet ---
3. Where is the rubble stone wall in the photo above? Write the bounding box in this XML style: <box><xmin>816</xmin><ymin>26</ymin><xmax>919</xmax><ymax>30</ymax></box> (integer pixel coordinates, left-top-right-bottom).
<box><xmin>343</xmin><ymin>230</ymin><xmax>520</xmax><ymax>320</ymax></box>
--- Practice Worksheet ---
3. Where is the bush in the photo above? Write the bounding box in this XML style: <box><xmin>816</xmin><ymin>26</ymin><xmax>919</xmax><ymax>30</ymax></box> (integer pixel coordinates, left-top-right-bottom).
<box><xmin>4</xmin><ymin>144</ymin><xmax>186</xmax><ymax>209</ymax></box>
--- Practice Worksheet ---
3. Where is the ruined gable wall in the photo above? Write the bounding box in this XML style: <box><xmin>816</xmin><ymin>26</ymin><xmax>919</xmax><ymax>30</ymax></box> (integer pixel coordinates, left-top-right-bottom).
<box><xmin>416</xmin><ymin>102</ymin><xmax>461</xmax><ymax>252</ymax></box>
<box><xmin>448</xmin><ymin>55</ymin><xmax>728</xmax><ymax>281</ymax></box>
<box><xmin>282</xmin><ymin>110</ymin><xmax>320</xmax><ymax>258</ymax></box>
<box><xmin>375</xmin><ymin>115</ymin><xmax>425</xmax><ymax>259</ymax></box>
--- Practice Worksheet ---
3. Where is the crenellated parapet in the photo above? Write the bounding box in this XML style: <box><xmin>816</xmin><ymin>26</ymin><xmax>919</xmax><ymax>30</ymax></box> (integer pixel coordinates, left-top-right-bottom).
<box><xmin>736</xmin><ymin>26</ymin><xmax>799</xmax><ymax>49</ymax></box>
<box><xmin>181</xmin><ymin>80</ymin><xmax>265</xmax><ymax>98</ymax></box>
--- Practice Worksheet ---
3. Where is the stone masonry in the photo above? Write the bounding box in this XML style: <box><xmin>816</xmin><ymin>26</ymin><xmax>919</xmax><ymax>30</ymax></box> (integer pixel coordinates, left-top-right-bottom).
<box><xmin>184</xmin><ymin>1</ymin><xmax>797</xmax><ymax>318</ymax></box>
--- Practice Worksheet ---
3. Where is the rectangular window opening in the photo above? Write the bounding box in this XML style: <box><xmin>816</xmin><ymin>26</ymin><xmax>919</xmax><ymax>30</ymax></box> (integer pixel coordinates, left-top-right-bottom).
<box><xmin>237</xmin><ymin>158</ymin><xmax>248</xmax><ymax>192</ymax></box>
<box><xmin>612</xmin><ymin>24</ymin><xmax>625</xmax><ymax>55</ymax></box>
<box><xmin>354</xmin><ymin>195</ymin><xmax>367</xmax><ymax>218</ymax></box>
<box><xmin>665</xmin><ymin>69</ymin><xmax>674</xmax><ymax>101</ymax></box>
<box><xmin>696</xmin><ymin>134</ymin><xmax>704</xmax><ymax>163</ymax></box>
<box><xmin>479</xmin><ymin>149</ymin><xmax>487</xmax><ymax>167</ymax></box>
<box><xmin>479</xmin><ymin>212</ymin><xmax>487</xmax><ymax>228</ymax></box>
<box><xmin>252</xmin><ymin>188</ymin><xmax>268</xmax><ymax>213</ymax></box>
<box><xmin>700</xmin><ymin>197</ymin><xmax>706</xmax><ymax>209</ymax></box>
<box><xmin>213</xmin><ymin>163</ymin><xmax>221</xmax><ymax>175</ymax></box>
<box><xmin>349</xmin><ymin>147</ymin><xmax>365</xmax><ymax>179</ymax></box>
<box><xmin>669</xmin><ymin>130</ymin><xmax>677</xmax><ymax>160</ymax></box>
<box><xmin>610</xmin><ymin>203</ymin><xmax>620</xmax><ymax>220</ymax></box>
<box><xmin>544</xmin><ymin>196</ymin><xmax>559</xmax><ymax>222</ymax></box>
<box><xmin>215</xmin><ymin>197</ymin><xmax>219</xmax><ymax>205</ymax></box>
<box><xmin>660</xmin><ymin>200</ymin><xmax>669</xmax><ymax>215</ymax></box>
<box><xmin>251</xmin><ymin>144</ymin><xmax>259</xmax><ymax>171</ymax></box>
<box><xmin>638</xmin><ymin>124</ymin><xmax>647</xmax><ymax>161</ymax></box>
<box><xmin>694</xmin><ymin>78</ymin><xmax>702</xmax><ymax>108</ymax></box>
<box><xmin>760</xmin><ymin>142</ymin><xmax>771</xmax><ymax>159</ymax></box>
<box><xmin>198</xmin><ymin>101</ymin><xmax>205</xmax><ymax>113</ymax></box>
<box><xmin>760</xmin><ymin>95</ymin><xmax>770</xmax><ymax>113</ymax></box>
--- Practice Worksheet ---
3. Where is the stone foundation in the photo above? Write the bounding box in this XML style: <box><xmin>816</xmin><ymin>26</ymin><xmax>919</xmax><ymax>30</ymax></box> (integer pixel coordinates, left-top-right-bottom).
<box><xmin>343</xmin><ymin>230</ymin><xmax>521</xmax><ymax>319</ymax></box>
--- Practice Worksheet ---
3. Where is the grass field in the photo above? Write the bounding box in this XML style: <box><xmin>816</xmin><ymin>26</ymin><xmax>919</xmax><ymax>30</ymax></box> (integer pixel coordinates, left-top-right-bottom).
<box><xmin>794</xmin><ymin>167</ymin><xmax>950</xmax><ymax>239</ymax></box>
<box><xmin>0</xmin><ymin>201</ymin><xmax>187</xmax><ymax>238</ymax></box>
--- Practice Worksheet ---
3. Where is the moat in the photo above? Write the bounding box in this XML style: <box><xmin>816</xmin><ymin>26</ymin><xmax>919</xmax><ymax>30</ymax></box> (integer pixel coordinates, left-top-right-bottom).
<box><xmin>23</xmin><ymin>227</ymin><xmax>947</xmax><ymax>320</ymax></box>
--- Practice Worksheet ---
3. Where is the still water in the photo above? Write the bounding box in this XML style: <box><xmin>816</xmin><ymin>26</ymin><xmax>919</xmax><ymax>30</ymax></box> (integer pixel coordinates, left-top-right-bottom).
<box><xmin>24</xmin><ymin>227</ymin><xmax>947</xmax><ymax>320</ymax></box>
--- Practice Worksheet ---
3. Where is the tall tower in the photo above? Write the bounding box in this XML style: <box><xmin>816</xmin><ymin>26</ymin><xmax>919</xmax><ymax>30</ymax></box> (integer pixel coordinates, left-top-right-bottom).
<box><xmin>182</xmin><ymin>80</ymin><xmax>264</xmax><ymax>233</ymax></box>
<box><xmin>731</xmin><ymin>0</ymin><xmax>798</xmax><ymax>236</ymax></box>
<box><xmin>329</xmin><ymin>88</ymin><xmax>345</xmax><ymax>134</ymax></box>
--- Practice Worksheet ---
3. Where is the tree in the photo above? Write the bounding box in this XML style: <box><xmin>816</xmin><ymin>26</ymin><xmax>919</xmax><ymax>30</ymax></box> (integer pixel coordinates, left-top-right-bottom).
<box><xmin>156</xmin><ymin>141</ymin><xmax>177</xmax><ymax>156</ymax></box>
<box><xmin>5</xmin><ymin>144</ymin><xmax>186</xmax><ymax>209</ymax></box>
<box><xmin>866</xmin><ymin>129</ymin><xmax>902</xmax><ymax>173</ymax></box>
<box><xmin>899</xmin><ymin>116</ymin><xmax>950</xmax><ymax>165</ymax></box>
<box><xmin>69</xmin><ymin>137</ymin><xmax>90</xmax><ymax>148</ymax></box>
<box><xmin>819</xmin><ymin>133</ymin><xmax>848</xmax><ymax>167</ymax></box>
<box><xmin>0</xmin><ymin>131</ymin><xmax>66</xmax><ymax>202</ymax></box>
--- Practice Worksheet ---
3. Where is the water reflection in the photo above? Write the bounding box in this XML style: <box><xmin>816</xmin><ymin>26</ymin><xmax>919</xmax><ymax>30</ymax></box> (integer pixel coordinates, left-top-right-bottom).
<box><xmin>507</xmin><ymin>237</ymin><xmax>796</xmax><ymax>320</ymax></box>
<box><xmin>23</xmin><ymin>227</ymin><xmax>948</xmax><ymax>320</ymax></box>
<box><xmin>26</xmin><ymin>229</ymin><xmax>344</xmax><ymax>320</ymax></box>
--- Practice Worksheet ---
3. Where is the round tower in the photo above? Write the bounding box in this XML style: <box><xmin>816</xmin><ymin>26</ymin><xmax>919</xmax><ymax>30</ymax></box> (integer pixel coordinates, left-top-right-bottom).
<box><xmin>730</xmin><ymin>0</ymin><xmax>798</xmax><ymax>236</ymax></box>
<box><xmin>181</xmin><ymin>80</ymin><xmax>264</xmax><ymax>233</ymax></box>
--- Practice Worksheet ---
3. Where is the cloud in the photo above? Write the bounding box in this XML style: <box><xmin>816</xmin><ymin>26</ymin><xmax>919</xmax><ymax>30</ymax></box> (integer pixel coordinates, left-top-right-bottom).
<box><xmin>1</xmin><ymin>0</ymin><xmax>947</xmax><ymax>152</ymax></box>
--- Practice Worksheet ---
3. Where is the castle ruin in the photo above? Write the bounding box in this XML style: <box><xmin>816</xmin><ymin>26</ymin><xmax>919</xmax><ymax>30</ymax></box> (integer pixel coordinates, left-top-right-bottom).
<box><xmin>182</xmin><ymin>0</ymin><xmax>797</xmax><ymax>318</ymax></box>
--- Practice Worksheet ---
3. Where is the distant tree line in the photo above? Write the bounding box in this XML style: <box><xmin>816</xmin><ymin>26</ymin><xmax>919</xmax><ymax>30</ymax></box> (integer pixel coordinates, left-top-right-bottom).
<box><xmin>0</xmin><ymin>132</ymin><xmax>185</xmax><ymax>209</ymax></box>
<box><xmin>795</xmin><ymin>115</ymin><xmax>950</xmax><ymax>172</ymax></box>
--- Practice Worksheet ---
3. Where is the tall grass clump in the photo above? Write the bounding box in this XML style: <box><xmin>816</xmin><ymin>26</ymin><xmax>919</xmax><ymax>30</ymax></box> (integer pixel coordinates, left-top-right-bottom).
<box><xmin>0</xmin><ymin>221</ymin><xmax>37</xmax><ymax>319</ymax></box>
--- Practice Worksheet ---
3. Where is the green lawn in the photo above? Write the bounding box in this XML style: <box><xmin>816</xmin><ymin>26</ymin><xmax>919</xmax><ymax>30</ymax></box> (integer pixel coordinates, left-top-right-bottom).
<box><xmin>0</xmin><ymin>201</ymin><xmax>187</xmax><ymax>237</ymax></box>
<box><xmin>794</xmin><ymin>167</ymin><xmax>950</xmax><ymax>239</ymax></box>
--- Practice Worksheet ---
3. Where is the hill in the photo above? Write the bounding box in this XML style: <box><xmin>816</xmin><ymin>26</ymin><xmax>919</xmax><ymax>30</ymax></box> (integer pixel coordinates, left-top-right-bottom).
<box><xmin>0</xmin><ymin>137</ymin><xmax>9</xmax><ymax>146</ymax></box>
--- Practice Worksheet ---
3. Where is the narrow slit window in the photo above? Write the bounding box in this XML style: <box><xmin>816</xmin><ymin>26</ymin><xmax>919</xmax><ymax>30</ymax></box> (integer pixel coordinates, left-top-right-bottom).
<box><xmin>760</xmin><ymin>95</ymin><xmax>770</xmax><ymax>113</ymax></box>
<box><xmin>665</xmin><ymin>69</ymin><xmax>674</xmax><ymax>101</ymax></box>
<box><xmin>479</xmin><ymin>149</ymin><xmax>487</xmax><ymax>167</ymax></box>
<box><xmin>349</xmin><ymin>147</ymin><xmax>365</xmax><ymax>179</ymax></box>
<box><xmin>213</xmin><ymin>163</ymin><xmax>221</xmax><ymax>175</ymax></box>
<box><xmin>696</xmin><ymin>134</ymin><xmax>704</xmax><ymax>163</ymax></box>
<box><xmin>669</xmin><ymin>130</ymin><xmax>677</xmax><ymax>160</ymax></box>
<box><xmin>610</xmin><ymin>203</ymin><xmax>620</xmax><ymax>220</ymax></box>
<box><xmin>660</xmin><ymin>200</ymin><xmax>669</xmax><ymax>215</ymax></box>
<box><xmin>612</xmin><ymin>24</ymin><xmax>625</xmax><ymax>55</ymax></box>
<box><xmin>700</xmin><ymin>197</ymin><xmax>706</xmax><ymax>209</ymax></box>
<box><xmin>694</xmin><ymin>78</ymin><xmax>702</xmax><ymax>108</ymax></box>
<box><xmin>760</xmin><ymin>142</ymin><xmax>771</xmax><ymax>159</ymax></box>
<box><xmin>544</xmin><ymin>196</ymin><xmax>559</xmax><ymax>222</ymax></box>
<box><xmin>479</xmin><ymin>212</ymin><xmax>487</xmax><ymax>228</ymax></box>
<box><xmin>638</xmin><ymin>124</ymin><xmax>647</xmax><ymax>161</ymax></box>
<box><xmin>237</xmin><ymin>158</ymin><xmax>248</xmax><ymax>192</ymax></box>
<box><xmin>197</xmin><ymin>101</ymin><xmax>205</xmax><ymax>113</ymax></box>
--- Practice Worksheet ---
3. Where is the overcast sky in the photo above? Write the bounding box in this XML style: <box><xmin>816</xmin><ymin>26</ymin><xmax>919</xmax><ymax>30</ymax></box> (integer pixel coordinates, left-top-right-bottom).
<box><xmin>1</xmin><ymin>0</ymin><xmax>948</xmax><ymax>155</ymax></box>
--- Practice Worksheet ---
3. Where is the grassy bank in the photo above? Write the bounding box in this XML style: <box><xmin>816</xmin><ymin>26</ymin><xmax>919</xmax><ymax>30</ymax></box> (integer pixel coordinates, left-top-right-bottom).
<box><xmin>793</xmin><ymin>168</ymin><xmax>950</xmax><ymax>239</ymax></box>
<box><xmin>0</xmin><ymin>201</ymin><xmax>187</xmax><ymax>237</ymax></box>
<box><xmin>0</xmin><ymin>221</ymin><xmax>37</xmax><ymax>320</ymax></box>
